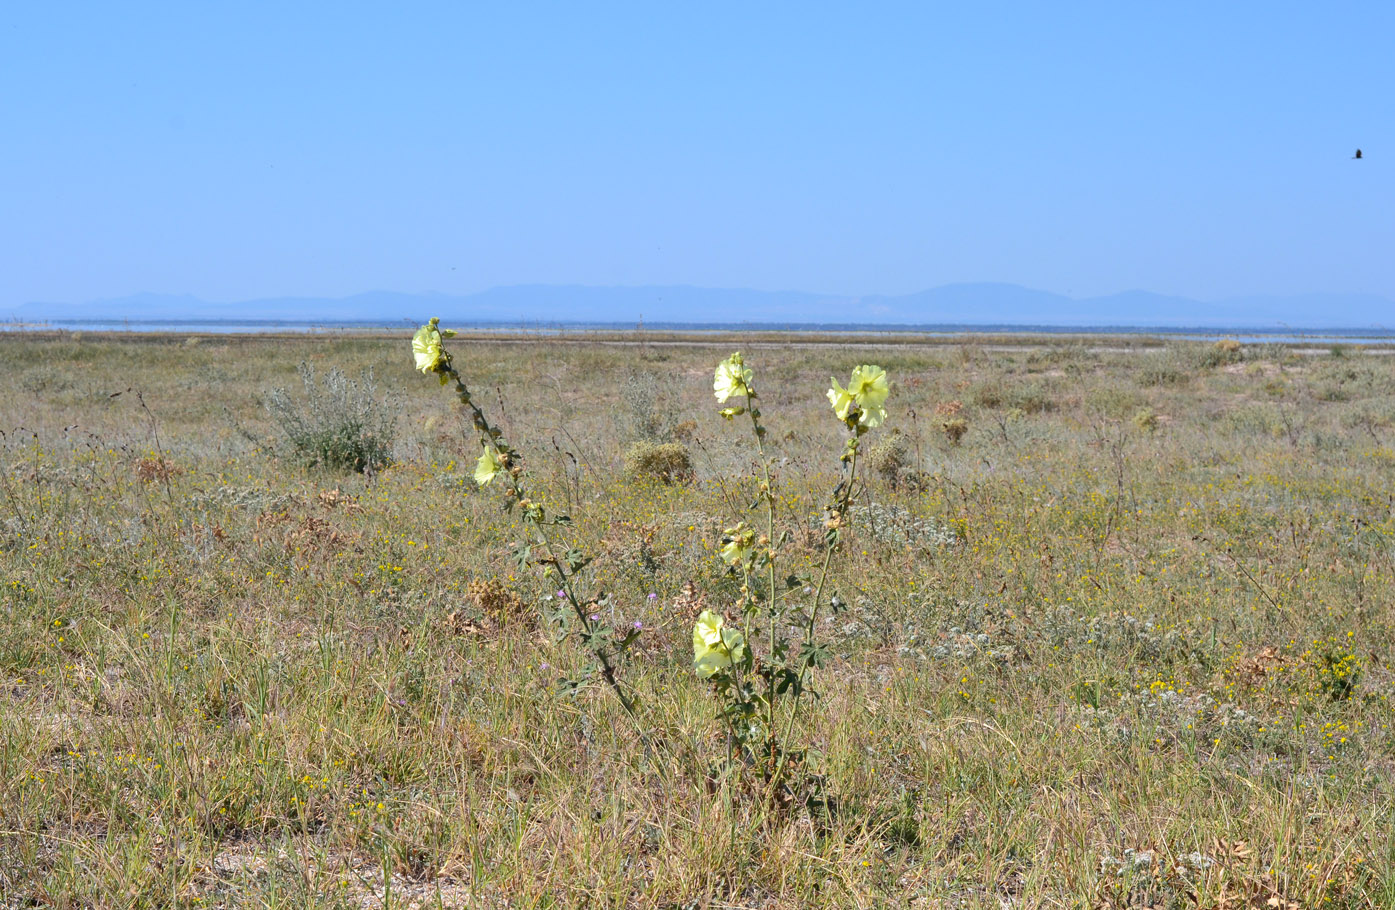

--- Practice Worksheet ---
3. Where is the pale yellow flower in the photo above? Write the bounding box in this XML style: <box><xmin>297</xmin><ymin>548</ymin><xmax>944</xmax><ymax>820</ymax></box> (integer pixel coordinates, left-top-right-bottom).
<box><xmin>713</xmin><ymin>352</ymin><xmax>753</xmax><ymax>403</ymax></box>
<box><xmin>827</xmin><ymin>365</ymin><xmax>890</xmax><ymax>427</ymax></box>
<box><xmin>719</xmin><ymin>523</ymin><xmax>755</xmax><ymax>566</ymax></box>
<box><xmin>693</xmin><ymin>609</ymin><xmax>746</xmax><ymax>678</ymax></box>
<box><xmin>827</xmin><ymin>379</ymin><xmax>856</xmax><ymax>422</ymax></box>
<box><xmin>411</xmin><ymin>319</ymin><xmax>455</xmax><ymax>374</ymax></box>
<box><xmin>847</xmin><ymin>364</ymin><xmax>889</xmax><ymax>425</ymax></box>
<box><xmin>474</xmin><ymin>447</ymin><xmax>502</xmax><ymax>486</ymax></box>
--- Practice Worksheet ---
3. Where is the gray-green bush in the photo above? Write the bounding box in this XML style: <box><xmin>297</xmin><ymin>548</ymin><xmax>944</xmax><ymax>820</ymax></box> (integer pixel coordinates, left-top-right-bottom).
<box><xmin>261</xmin><ymin>363</ymin><xmax>396</xmax><ymax>473</ymax></box>
<box><xmin>617</xmin><ymin>370</ymin><xmax>682</xmax><ymax>442</ymax></box>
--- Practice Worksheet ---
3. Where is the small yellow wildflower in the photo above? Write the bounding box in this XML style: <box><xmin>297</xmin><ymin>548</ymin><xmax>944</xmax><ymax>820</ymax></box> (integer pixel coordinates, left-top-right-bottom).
<box><xmin>713</xmin><ymin>352</ymin><xmax>753</xmax><ymax>403</ymax></box>
<box><xmin>693</xmin><ymin>609</ymin><xmax>746</xmax><ymax>678</ymax></box>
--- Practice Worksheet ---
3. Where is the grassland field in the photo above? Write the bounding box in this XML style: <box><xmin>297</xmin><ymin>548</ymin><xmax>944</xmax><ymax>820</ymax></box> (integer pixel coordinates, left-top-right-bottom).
<box><xmin>2</xmin><ymin>331</ymin><xmax>1395</xmax><ymax>908</ymax></box>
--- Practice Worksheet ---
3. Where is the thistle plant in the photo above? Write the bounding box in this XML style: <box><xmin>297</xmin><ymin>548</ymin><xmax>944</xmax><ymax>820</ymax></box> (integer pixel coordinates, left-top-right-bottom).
<box><xmin>697</xmin><ymin>352</ymin><xmax>891</xmax><ymax>786</ymax></box>
<box><xmin>411</xmin><ymin>319</ymin><xmax>642</xmax><ymax>715</ymax></box>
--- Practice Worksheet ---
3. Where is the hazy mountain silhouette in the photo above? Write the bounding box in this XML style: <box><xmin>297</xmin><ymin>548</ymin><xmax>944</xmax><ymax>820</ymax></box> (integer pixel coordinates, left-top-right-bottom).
<box><xmin>8</xmin><ymin>283</ymin><xmax>1393</xmax><ymax>329</ymax></box>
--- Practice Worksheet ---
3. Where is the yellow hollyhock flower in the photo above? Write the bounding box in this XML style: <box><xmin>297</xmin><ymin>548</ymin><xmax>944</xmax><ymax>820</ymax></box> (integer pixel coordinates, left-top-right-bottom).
<box><xmin>847</xmin><ymin>364</ymin><xmax>889</xmax><ymax>426</ymax></box>
<box><xmin>827</xmin><ymin>365</ymin><xmax>890</xmax><ymax>427</ymax></box>
<box><xmin>474</xmin><ymin>447</ymin><xmax>502</xmax><ymax>486</ymax></box>
<box><xmin>411</xmin><ymin>319</ymin><xmax>455</xmax><ymax>374</ymax></box>
<box><xmin>827</xmin><ymin>379</ymin><xmax>856</xmax><ymax>422</ymax></box>
<box><xmin>713</xmin><ymin>352</ymin><xmax>753</xmax><ymax>403</ymax></box>
<box><xmin>719</xmin><ymin>523</ymin><xmax>755</xmax><ymax>566</ymax></box>
<box><xmin>693</xmin><ymin>609</ymin><xmax>746</xmax><ymax>678</ymax></box>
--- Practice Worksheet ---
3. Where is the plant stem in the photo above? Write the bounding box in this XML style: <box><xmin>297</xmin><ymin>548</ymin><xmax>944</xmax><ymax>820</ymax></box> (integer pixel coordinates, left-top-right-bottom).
<box><xmin>754</xmin><ymin>433</ymin><xmax>859</xmax><ymax>826</ymax></box>
<box><xmin>744</xmin><ymin>391</ymin><xmax>781</xmax><ymax>739</ymax></box>
<box><xmin>780</xmin><ymin>438</ymin><xmax>860</xmax><ymax>753</ymax></box>
<box><xmin>438</xmin><ymin>358</ymin><xmax>640</xmax><ymax>723</ymax></box>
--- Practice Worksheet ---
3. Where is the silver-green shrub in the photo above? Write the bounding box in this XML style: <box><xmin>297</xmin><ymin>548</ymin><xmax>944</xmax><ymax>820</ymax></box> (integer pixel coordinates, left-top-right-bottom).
<box><xmin>262</xmin><ymin>363</ymin><xmax>395</xmax><ymax>474</ymax></box>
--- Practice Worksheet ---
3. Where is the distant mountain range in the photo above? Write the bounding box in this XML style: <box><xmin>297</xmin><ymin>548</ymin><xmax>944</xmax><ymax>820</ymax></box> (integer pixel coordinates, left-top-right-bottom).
<box><xmin>6</xmin><ymin>283</ymin><xmax>1394</xmax><ymax>330</ymax></box>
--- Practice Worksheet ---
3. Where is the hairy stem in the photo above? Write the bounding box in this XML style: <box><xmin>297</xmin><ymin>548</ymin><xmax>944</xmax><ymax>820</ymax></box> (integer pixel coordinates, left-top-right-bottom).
<box><xmin>744</xmin><ymin>389</ymin><xmax>781</xmax><ymax>738</ymax></box>
<box><xmin>781</xmin><ymin>436</ymin><xmax>860</xmax><ymax>754</ymax></box>
<box><xmin>438</xmin><ymin>358</ymin><xmax>639</xmax><ymax>721</ymax></box>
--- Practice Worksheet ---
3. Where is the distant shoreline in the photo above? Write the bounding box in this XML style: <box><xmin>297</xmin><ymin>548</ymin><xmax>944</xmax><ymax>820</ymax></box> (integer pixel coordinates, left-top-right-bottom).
<box><xmin>4</xmin><ymin>319</ymin><xmax>1395</xmax><ymax>350</ymax></box>
<box><xmin>3</xmin><ymin>317</ymin><xmax>1395</xmax><ymax>341</ymax></box>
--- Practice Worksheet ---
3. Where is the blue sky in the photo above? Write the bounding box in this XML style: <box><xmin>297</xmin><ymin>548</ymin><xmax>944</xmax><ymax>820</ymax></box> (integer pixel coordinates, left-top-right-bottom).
<box><xmin>2</xmin><ymin>2</ymin><xmax>1390</xmax><ymax>307</ymax></box>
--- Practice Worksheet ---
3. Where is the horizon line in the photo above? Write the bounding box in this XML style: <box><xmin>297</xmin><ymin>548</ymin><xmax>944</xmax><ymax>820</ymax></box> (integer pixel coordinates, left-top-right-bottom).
<box><xmin>13</xmin><ymin>280</ymin><xmax>1395</xmax><ymax>309</ymax></box>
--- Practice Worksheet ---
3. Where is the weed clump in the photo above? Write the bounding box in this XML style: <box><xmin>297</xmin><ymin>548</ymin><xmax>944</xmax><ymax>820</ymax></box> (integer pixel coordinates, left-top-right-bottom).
<box><xmin>617</xmin><ymin>370</ymin><xmax>682</xmax><ymax>443</ymax></box>
<box><xmin>1318</xmin><ymin>647</ymin><xmax>1361</xmax><ymax>701</ymax></box>
<box><xmin>970</xmin><ymin>380</ymin><xmax>1055</xmax><ymax>414</ymax></box>
<box><xmin>623</xmin><ymin>441</ymin><xmax>694</xmax><ymax>485</ymax></box>
<box><xmin>941</xmin><ymin>416</ymin><xmax>969</xmax><ymax>445</ymax></box>
<box><xmin>850</xmin><ymin>502</ymin><xmax>959</xmax><ymax>550</ymax></box>
<box><xmin>864</xmin><ymin>431</ymin><xmax>913</xmax><ymax>485</ymax></box>
<box><xmin>1196</xmin><ymin>338</ymin><xmax>1244</xmax><ymax>369</ymax></box>
<box><xmin>262</xmin><ymin>364</ymin><xmax>395</xmax><ymax>474</ymax></box>
<box><xmin>1087</xmin><ymin>387</ymin><xmax>1145</xmax><ymax>418</ymax></box>
<box><xmin>1312</xmin><ymin>359</ymin><xmax>1395</xmax><ymax>402</ymax></box>
<box><xmin>1132</xmin><ymin>408</ymin><xmax>1159</xmax><ymax>433</ymax></box>
<box><xmin>134</xmin><ymin>455</ymin><xmax>181</xmax><ymax>483</ymax></box>
<box><xmin>969</xmin><ymin>381</ymin><xmax>1004</xmax><ymax>409</ymax></box>
<box><xmin>466</xmin><ymin>577</ymin><xmax>533</xmax><ymax>629</ymax></box>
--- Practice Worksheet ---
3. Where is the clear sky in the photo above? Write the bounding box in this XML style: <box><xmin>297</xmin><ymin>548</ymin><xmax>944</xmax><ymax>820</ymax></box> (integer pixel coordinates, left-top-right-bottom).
<box><xmin>2</xmin><ymin>2</ymin><xmax>1390</xmax><ymax>307</ymax></box>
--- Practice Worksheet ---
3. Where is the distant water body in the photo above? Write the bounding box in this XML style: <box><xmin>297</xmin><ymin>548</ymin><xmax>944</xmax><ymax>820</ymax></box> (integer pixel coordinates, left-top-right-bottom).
<box><xmin>5</xmin><ymin>318</ymin><xmax>1395</xmax><ymax>345</ymax></box>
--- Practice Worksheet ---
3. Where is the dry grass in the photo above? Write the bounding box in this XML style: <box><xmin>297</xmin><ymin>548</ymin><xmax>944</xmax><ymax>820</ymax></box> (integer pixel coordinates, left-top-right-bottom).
<box><xmin>2</xmin><ymin>332</ymin><xmax>1394</xmax><ymax>907</ymax></box>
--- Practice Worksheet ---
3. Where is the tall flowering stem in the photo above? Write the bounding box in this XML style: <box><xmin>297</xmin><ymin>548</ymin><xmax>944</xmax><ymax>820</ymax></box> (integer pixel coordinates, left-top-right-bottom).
<box><xmin>705</xmin><ymin>353</ymin><xmax>891</xmax><ymax>788</ymax></box>
<box><xmin>413</xmin><ymin>319</ymin><xmax>640</xmax><ymax>719</ymax></box>
<box><xmin>726</xmin><ymin>356</ymin><xmax>781</xmax><ymax>738</ymax></box>
<box><xmin>780</xmin><ymin>407</ymin><xmax>864</xmax><ymax>748</ymax></box>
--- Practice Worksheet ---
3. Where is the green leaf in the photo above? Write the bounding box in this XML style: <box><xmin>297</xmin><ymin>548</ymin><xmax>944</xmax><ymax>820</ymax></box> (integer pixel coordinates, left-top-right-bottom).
<box><xmin>547</xmin><ymin>602</ymin><xmax>572</xmax><ymax>630</ymax></box>
<box><xmin>799</xmin><ymin>642</ymin><xmax>832</xmax><ymax>668</ymax></box>
<box><xmin>582</xmin><ymin>625</ymin><xmax>614</xmax><ymax>651</ymax></box>
<box><xmin>775</xmin><ymin>667</ymin><xmax>803</xmax><ymax>696</ymax></box>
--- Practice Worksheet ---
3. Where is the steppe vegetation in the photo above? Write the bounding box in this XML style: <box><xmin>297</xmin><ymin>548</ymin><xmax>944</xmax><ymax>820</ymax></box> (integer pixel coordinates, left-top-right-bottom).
<box><xmin>3</xmin><ymin>332</ymin><xmax>1395</xmax><ymax>908</ymax></box>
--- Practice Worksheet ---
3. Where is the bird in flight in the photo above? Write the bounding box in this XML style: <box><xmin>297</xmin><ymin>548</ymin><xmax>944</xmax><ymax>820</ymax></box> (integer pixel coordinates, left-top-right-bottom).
<box><xmin>1353</xmin><ymin>149</ymin><xmax>1363</xmax><ymax>159</ymax></box>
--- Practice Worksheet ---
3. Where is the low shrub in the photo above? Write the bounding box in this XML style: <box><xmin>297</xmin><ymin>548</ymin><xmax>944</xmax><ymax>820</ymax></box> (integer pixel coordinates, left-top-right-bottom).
<box><xmin>622</xmin><ymin>441</ymin><xmax>694</xmax><ymax>485</ymax></box>
<box><xmin>1087</xmin><ymin>387</ymin><xmax>1146</xmax><ymax>418</ymax></box>
<box><xmin>467</xmin><ymin>577</ymin><xmax>533</xmax><ymax>629</ymax></box>
<box><xmin>1138</xmin><ymin>359</ymin><xmax>1188</xmax><ymax>387</ymax></box>
<box><xmin>864</xmin><ymin>431</ymin><xmax>913</xmax><ymax>484</ymax></box>
<box><xmin>1199</xmin><ymin>338</ymin><xmax>1244</xmax><ymax>368</ymax></box>
<box><xmin>617</xmin><ymin>370</ymin><xmax>682</xmax><ymax>442</ymax></box>
<box><xmin>262</xmin><ymin>363</ymin><xmax>396</xmax><ymax>474</ymax></box>
<box><xmin>971</xmin><ymin>380</ymin><xmax>1055</xmax><ymax>414</ymax></box>
<box><xmin>1132</xmin><ymin>408</ymin><xmax>1159</xmax><ymax>433</ymax></box>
